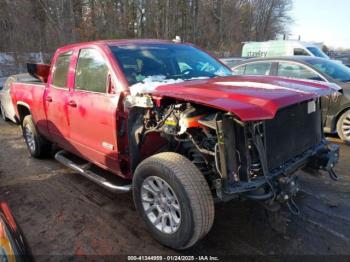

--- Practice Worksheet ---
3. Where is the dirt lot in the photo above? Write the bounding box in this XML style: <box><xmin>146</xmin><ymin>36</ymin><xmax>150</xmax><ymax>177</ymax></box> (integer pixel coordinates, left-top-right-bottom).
<box><xmin>1</xmin><ymin>118</ymin><xmax>350</xmax><ymax>260</ymax></box>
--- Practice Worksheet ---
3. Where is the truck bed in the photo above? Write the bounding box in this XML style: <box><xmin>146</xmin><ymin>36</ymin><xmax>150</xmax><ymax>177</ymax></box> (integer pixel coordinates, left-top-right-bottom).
<box><xmin>11</xmin><ymin>73</ymin><xmax>43</xmax><ymax>86</ymax></box>
<box><xmin>15</xmin><ymin>80</ymin><xmax>44</xmax><ymax>86</ymax></box>
<box><xmin>10</xmin><ymin>78</ymin><xmax>47</xmax><ymax>129</ymax></box>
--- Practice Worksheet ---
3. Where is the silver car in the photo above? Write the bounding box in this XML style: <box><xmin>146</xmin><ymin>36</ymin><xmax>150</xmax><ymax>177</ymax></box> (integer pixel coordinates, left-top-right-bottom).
<box><xmin>0</xmin><ymin>74</ymin><xmax>36</xmax><ymax>123</ymax></box>
<box><xmin>220</xmin><ymin>57</ymin><xmax>247</xmax><ymax>68</ymax></box>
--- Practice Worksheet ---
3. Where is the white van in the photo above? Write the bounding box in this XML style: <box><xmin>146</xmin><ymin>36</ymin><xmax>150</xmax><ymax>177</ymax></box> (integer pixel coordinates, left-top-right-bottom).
<box><xmin>242</xmin><ymin>40</ymin><xmax>330</xmax><ymax>59</ymax></box>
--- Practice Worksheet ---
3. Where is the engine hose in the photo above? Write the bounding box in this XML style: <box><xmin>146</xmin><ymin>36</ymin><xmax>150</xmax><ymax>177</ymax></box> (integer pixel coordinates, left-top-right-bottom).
<box><xmin>328</xmin><ymin>168</ymin><xmax>339</xmax><ymax>181</ymax></box>
<box><xmin>287</xmin><ymin>198</ymin><xmax>300</xmax><ymax>216</ymax></box>
<box><xmin>251</xmin><ymin>124</ymin><xmax>276</xmax><ymax>202</ymax></box>
<box><xmin>242</xmin><ymin>190</ymin><xmax>274</xmax><ymax>201</ymax></box>
<box><xmin>186</xmin><ymin>132</ymin><xmax>215</xmax><ymax>156</ymax></box>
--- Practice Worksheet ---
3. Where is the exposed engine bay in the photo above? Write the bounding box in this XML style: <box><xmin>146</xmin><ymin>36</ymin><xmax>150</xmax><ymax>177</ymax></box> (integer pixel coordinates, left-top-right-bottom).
<box><xmin>125</xmin><ymin>95</ymin><xmax>340</xmax><ymax>213</ymax></box>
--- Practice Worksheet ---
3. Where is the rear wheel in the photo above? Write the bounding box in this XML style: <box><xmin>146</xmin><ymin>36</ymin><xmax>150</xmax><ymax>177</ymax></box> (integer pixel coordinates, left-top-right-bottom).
<box><xmin>22</xmin><ymin>115</ymin><xmax>51</xmax><ymax>158</ymax></box>
<box><xmin>133</xmin><ymin>152</ymin><xmax>214</xmax><ymax>250</ymax></box>
<box><xmin>336</xmin><ymin>109</ymin><xmax>350</xmax><ymax>144</ymax></box>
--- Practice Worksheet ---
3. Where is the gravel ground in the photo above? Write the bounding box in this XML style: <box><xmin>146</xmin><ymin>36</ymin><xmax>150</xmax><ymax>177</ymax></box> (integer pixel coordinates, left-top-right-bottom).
<box><xmin>0</xmin><ymin>119</ymin><xmax>350</xmax><ymax>260</ymax></box>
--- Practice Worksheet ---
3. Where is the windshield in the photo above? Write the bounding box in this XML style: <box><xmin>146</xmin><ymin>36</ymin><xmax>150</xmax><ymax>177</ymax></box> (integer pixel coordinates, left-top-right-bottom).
<box><xmin>307</xmin><ymin>58</ymin><xmax>350</xmax><ymax>82</ymax></box>
<box><xmin>306</xmin><ymin>47</ymin><xmax>329</xmax><ymax>59</ymax></box>
<box><xmin>109</xmin><ymin>44</ymin><xmax>232</xmax><ymax>85</ymax></box>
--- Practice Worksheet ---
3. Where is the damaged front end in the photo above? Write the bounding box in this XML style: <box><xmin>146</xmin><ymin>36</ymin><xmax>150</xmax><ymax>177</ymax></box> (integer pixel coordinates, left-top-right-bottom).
<box><xmin>212</xmin><ymin>99</ymin><xmax>340</xmax><ymax>213</ymax></box>
<box><xmin>125</xmin><ymin>92</ymin><xmax>340</xmax><ymax>215</ymax></box>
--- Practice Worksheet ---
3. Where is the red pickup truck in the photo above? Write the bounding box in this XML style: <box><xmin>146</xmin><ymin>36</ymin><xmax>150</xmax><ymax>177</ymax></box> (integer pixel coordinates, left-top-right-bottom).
<box><xmin>10</xmin><ymin>39</ymin><xmax>340</xmax><ymax>249</ymax></box>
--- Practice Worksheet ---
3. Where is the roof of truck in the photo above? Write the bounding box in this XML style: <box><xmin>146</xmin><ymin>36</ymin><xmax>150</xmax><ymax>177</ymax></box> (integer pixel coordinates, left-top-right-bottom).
<box><xmin>59</xmin><ymin>39</ymin><xmax>176</xmax><ymax>50</ymax></box>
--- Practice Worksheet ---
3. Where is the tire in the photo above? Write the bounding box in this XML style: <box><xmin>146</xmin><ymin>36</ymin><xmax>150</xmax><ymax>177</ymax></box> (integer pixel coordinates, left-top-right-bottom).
<box><xmin>336</xmin><ymin>109</ymin><xmax>350</xmax><ymax>144</ymax></box>
<box><xmin>0</xmin><ymin>103</ymin><xmax>7</xmax><ymax>121</ymax></box>
<box><xmin>22</xmin><ymin>115</ymin><xmax>51</xmax><ymax>158</ymax></box>
<box><xmin>133</xmin><ymin>152</ymin><xmax>215</xmax><ymax>250</ymax></box>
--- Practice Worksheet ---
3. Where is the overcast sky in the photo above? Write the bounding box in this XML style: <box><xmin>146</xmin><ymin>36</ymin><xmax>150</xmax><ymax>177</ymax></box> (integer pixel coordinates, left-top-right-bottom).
<box><xmin>290</xmin><ymin>0</ymin><xmax>350</xmax><ymax>49</ymax></box>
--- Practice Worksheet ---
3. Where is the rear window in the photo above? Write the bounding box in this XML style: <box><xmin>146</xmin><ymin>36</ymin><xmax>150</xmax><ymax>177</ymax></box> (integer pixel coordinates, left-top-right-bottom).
<box><xmin>52</xmin><ymin>52</ymin><xmax>72</xmax><ymax>88</ymax></box>
<box><xmin>293</xmin><ymin>48</ymin><xmax>310</xmax><ymax>56</ymax></box>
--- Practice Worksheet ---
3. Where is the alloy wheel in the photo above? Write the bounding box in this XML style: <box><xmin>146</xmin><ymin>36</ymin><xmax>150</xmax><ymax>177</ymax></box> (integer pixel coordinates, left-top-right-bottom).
<box><xmin>141</xmin><ymin>176</ymin><xmax>181</xmax><ymax>234</ymax></box>
<box><xmin>341</xmin><ymin>112</ymin><xmax>350</xmax><ymax>141</ymax></box>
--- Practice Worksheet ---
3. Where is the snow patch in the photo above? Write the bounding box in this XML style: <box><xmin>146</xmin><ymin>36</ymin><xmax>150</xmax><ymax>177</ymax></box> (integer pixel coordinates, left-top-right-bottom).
<box><xmin>215</xmin><ymin>80</ymin><xmax>341</xmax><ymax>95</ymax></box>
<box><xmin>129</xmin><ymin>75</ymin><xmax>184</xmax><ymax>96</ymax></box>
<box><xmin>215</xmin><ymin>81</ymin><xmax>313</xmax><ymax>94</ymax></box>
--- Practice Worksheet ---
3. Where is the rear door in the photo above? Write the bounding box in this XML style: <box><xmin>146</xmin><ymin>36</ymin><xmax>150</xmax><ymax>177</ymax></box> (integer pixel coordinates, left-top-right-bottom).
<box><xmin>69</xmin><ymin>47</ymin><xmax>121</xmax><ymax>174</ymax></box>
<box><xmin>45</xmin><ymin>51</ymin><xmax>73</xmax><ymax>148</ymax></box>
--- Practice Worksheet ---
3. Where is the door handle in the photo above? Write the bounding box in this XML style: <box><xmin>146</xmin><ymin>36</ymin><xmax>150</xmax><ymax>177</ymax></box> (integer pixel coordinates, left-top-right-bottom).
<box><xmin>45</xmin><ymin>96</ymin><xmax>53</xmax><ymax>102</ymax></box>
<box><xmin>68</xmin><ymin>100</ymin><xmax>77</xmax><ymax>107</ymax></box>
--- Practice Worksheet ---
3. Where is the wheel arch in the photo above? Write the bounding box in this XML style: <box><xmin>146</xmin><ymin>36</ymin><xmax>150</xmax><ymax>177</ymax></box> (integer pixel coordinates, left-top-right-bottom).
<box><xmin>16</xmin><ymin>102</ymin><xmax>31</xmax><ymax>124</ymax></box>
<box><xmin>334</xmin><ymin>105</ymin><xmax>350</xmax><ymax>129</ymax></box>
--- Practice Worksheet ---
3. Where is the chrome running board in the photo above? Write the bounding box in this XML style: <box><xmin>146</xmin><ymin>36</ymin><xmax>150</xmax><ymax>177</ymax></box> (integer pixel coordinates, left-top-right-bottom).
<box><xmin>55</xmin><ymin>150</ymin><xmax>131</xmax><ymax>193</ymax></box>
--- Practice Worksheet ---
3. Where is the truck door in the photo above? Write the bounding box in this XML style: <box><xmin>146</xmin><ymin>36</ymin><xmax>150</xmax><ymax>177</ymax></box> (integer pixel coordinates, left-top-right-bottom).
<box><xmin>45</xmin><ymin>51</ymin><xmax>73</xmax><ymax>148</ymax></box>
<box><xmin>68</xmin><ymin>48</ymin><xmax>121</xmax><ymax>174</ymax></box>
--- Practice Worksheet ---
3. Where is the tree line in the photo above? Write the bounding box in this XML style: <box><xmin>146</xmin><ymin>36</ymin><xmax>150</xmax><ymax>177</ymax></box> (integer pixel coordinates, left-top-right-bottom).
<box><xmin>0</xmin><ymin>0</ymin><xmax>292</xmax><ymax>57</ymax></box>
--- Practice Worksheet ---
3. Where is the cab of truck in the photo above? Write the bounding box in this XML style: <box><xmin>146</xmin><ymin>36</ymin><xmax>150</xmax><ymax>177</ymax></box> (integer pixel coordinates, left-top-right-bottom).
<box><xmin>242</xmin><ymin>40</ymin><xmax>330</xmax><ymax>59</ymax></box>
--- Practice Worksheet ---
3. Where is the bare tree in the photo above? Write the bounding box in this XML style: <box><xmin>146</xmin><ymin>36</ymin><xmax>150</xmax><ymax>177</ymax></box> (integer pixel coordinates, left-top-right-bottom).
<box><xmin>0</xmin><ymin>0</ymin><xmax>293</xmax><ymax>57</ymax></box>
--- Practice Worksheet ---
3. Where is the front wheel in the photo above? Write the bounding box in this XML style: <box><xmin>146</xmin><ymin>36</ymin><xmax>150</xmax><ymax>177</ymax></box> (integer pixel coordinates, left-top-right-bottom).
<box><xmin>336</xmin><ymin>109</ymin><xmax>350</xmax><ymax>144</ymax></box>
<box><xmin>22</xmin><ymin>115</ymin><xmax>51</xmax><ymax>158</ymax></box>
<box><xmin>133</xmin><ymin>152</ymin><xmax>215</xmax><ymax>250</ymax></box>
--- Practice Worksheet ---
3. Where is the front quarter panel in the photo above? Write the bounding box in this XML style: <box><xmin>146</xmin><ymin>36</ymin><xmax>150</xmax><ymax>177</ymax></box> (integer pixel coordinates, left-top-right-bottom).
<box><xmin>327</xmin><ymin>84</ymin><xmax>350</xmax><ymax>131</ymax></box>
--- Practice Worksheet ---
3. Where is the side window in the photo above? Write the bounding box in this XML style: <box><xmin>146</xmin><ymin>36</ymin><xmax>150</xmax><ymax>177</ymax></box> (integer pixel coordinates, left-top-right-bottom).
<box><xmin>244</xmin><ymin>62</ymin><xmax>272</xmax><ymax>76</ymax></box>
<box><xmin>232</xmin><ymin>65</ymin><xmax>246</xmax><ymax>75</ymax></box>
<box><xmin>293</xmin><ymin>48</ymin><xmax>310</xmax><ymax>56</ymax></box>
<box><xmin>75</xmin><ymin>49</ymin><xmax>109</xmax><ymax>93</ymax></box>
<box><xmin>52</xmin><ymin>52</ymin><xmax>72</xmax><ymax>88</ymax></box>
<box><xmin>277</xmin><ymin>62</ymin><xmax>324</xmax><ymax>81</ymax></box>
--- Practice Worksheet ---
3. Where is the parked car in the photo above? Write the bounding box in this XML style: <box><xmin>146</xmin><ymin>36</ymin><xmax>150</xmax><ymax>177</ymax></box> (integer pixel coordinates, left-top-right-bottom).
<box><xmin>0</xmin><ymin>202</ymin><xmax>32</xmax><ymax>261</ymax></box>
<box><xmin>220</xmin><ymin>57</ymin><xmax>247</xmax><ymax>68</ymax></box>
<box><xmin>231</xmin><ymin>56</ymin><xmax>350</xmax><ymax>143</ymax></box>
<box><xmin>10</xmin><ymin>40</ymin><xmax>340</xmax><ymax>249</ymax></box>
<box><xmin>0</xmin><ymin>74</ymin><xmax>37</xmax><ymax>123</ymax></box>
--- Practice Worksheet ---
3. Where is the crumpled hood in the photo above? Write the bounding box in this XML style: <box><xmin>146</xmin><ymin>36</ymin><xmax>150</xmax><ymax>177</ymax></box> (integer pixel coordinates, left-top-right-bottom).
<box><xmin>147</xmin><ymin>76</ymin><xmax>341</xmax><ymax>121</ymax></box>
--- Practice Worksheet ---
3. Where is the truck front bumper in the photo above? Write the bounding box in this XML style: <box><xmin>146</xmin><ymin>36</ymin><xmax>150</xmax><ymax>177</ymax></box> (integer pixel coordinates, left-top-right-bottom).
<box><xmin>217</xmin><ymin>140</ymin><xmax>340</xmax><ymax>201</ymax></box>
